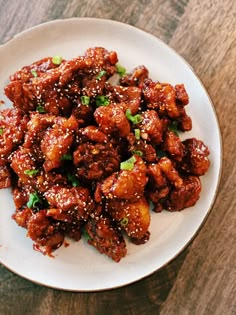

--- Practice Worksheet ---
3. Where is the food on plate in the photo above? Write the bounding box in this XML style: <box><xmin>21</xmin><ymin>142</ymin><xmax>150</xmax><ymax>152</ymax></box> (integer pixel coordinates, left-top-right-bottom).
<box><xmin>0</xmin><ymin>47</ymin><xmax>210</xmax><ymax>261</ymax></box>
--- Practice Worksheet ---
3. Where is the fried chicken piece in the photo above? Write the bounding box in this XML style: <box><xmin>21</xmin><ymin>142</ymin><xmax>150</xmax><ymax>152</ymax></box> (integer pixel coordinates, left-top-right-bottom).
<box><xmin>0</xmin><ymin>108</ymin><xmax>28</xmax><ymax>165</ymax></box>
<box><xmin>85</xmin><ymin>213</ymin><xmax>127</xmax><ymax>262</ymax></box>
<box><xmin>127</xmin><ymin>133</ymin><xmax>157</xmax><ymax>163</ymax></box>
<box><xmin>76</xmin><ymin>126</ymin><xmax>108</xmax><ymax>144</ymax></box>
<box><xmin>73</xmin><ymin>142</ymin><xmax>120</xmax><ymax>181</ymax></box>
<box><xmin>10</xmin><ymin>147</ymin><xmax>38</xmax><ymax>186</ymax></box>
<box><xmin>181</xmin><ymin>138</ymin><xmax>210</xmax><ymax>176</ymax></box>
<box><xmin>94</xmin><ymin>104</ymin><xmax>130</xmax><ymax>138</ymax></box>
<box><xmin>120</xmin><ymin>65</ymin><xmax>149</xmax><ymax>87</ymax></box>
<box><xmin>40</xmin><ymin>115</ymin><xmax>78</xmax><ymax>172</ymax></box>
<box><xmin>44</xmin><ymin>185</ymin><xmax>95</xmax><ymax>221</ymax></box>
<box><xmin>162</xmin><ymin>130</ymin><xmax>184</xmax><ymax>161</ymax></box>
<box><xmin>106</xmin><ymin>196</ymin><xmax>150</xmax><ymax>240</ymax></box>
<box><xmin>101</xmin><ymin>155</ymin><xmax>147</xmax><ymax>200</ymax></box>
<box><xmin>0</xmin><ymin>165</ymin><xmax>11</xmax><ymax>188</ymax></box>
<box><xmin>106</xmin><ymin>84</ymin><xmax>142</xmax><ymax>114</ymax></box>
<box><xmin>165</xmin><ymin>175</ymin><xmax>202</xmax><ymax>211</ymax></box>
<box><xmin>138</xmin><ymin>110</ymin><xmax>163</xmax><ymax>145</ymax></box>
<box><xmin>27</xmin><ymin>210</ymin><xmax>64</xmax><ymax>254</ymax></box>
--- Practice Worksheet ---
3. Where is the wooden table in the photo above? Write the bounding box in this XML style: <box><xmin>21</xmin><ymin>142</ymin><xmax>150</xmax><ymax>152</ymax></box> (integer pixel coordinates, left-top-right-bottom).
<box><xmin>0</xmin><ymin>0</ymin><xmax>235</xmax><ymax>314</ymax></box>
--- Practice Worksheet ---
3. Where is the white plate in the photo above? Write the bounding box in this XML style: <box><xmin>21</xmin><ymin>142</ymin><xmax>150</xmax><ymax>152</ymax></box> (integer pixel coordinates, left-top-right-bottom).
<box><xmin>0</xmin><ymin>18</ymin><xmax>222</xmax><ymax>291</ymax></box>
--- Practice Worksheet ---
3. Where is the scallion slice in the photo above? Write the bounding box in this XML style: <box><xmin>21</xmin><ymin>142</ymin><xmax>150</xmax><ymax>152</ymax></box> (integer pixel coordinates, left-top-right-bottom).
<box><xmin>36</xmin><ymin>105</ymin><xmax>46</xmax><ymax>113</ymax></box>
<box><xmin>95</xmin><ymin>95</ymin><xmax>110</xmax><ymax>107</ymax></box>
<box><xmin>52</xmin><ymin>55</ymin><xmax>63</xmax><ymax>65</ymax></box>
<box><xmin>126</xmin><ymin>109</ymin><xmax>142</xmax><ymax>124</ymax></box>
<box><xmin>31</xmin><ymin>69</ymin><xmax>38</xmax><ymax>78</ymax></box>
<box><xmin>134</xmin><ymin>128</ymin><xmax>140</xmax><ymax>140</ymax></box>
<box><xmin>120</xmin><ymin>217</ymin><xmax>129</xmax><ymax>226</ymax></box>
<box><xmin>96</xmin><ymin>70</ymin><xmax>106</xmax><ymax>80</ymax></box>
<box><xmin>115</xmin><ymin>63</ymin><xmax>126</xmax><ymax>77</ymax></box>
<box><xmin>27</xmin><ymin>192</ymin><xmax>42</xmax><ymax>209</ymax></box>
<box><xmin>24</xmin><ymin>169</ymin><xmax>39</xmax><ymax>176</ymax></box>
<box><xmin>120</xmin><ymin>156</ymin><xmax>136</xmax><ymax>171</ymax></box>
<box><xmin>131</xmin><ymin>150</ymin><xmax>143</xmax><ymax>156</ymax></box>
<box><xmin>0</xmin><ymin>128</ymin><xmax>4</xmax><ymax>135</ymax></box>
<box><xmin>81</xmin><ymin>95</ymin><xmax>90</xmax><ymax>105</ymax></box>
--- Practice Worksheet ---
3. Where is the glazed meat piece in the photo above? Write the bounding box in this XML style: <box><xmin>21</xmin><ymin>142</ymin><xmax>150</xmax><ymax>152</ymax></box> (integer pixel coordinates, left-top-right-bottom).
<box><xmin>162</xmin><ymin>130</ymin><xmax>184</xmax><ymax>161</ymax></box>
<box><xmin>94</xmin><ymin>104</ymin><xmax>130</xmax><ymax>138</ymax></box>
<box><xmin>106</xmin><ymin>196</ymin><xmax>150</xmax><ymax>240</ymax></box>
<box><xmin>85</xmin><ymin>213</ymin><xmax>127</xmax><ymax>262</ymax></box>
<box><xmin>181</xmin><ymin>138</ymin><xmax>210</xmax><ymax>176</ymax></box>
<box><xmin>142</xmin><ymin>80</ymin><xmax>180</xmax><ymax>118</ymax></box>
<box><xmin>146</xmin><ymin>157</ymin><xmax>183</xmax><ymax>211</ymax></box>
<box><xmin>106</xmin><ymin>84</ymin><xmax>141</xmax><ymax>114</ymax></box>
<box><xmin>36</xmin><ymin>171</ymin><xmax>68</xmax><ymax>193</ymax></box>
<box><xmin>138</xmin><ymin>110</ymin><xmax>163</xmax><ymax>145</ymax></box>
<box><xmin>10</xmin><ymin>147</ymin><xmax>38</xmax><ymax>186</ymax></box>
<box><xmin>120</xmin><ymin>65</ymin><xmax>149</xmax><ymax>87</ymax></box>
<box><xmin>165</xmin><ymin>175</ymin><xmax>202</xmax><ymax>211</ymax></box>
<box><xmin>0</xmin><ymin>108</ymin><xmax>28</xmax><ymax>165</ymax></box>
<box><xmin>72</xmin><ymin>101</ymin><xmax>94</xmax><ymax>125</ymax></box>
<box><xmin>73</xmin><ymin>142</ymin><xmax>120</xmax><ymax>181</ymax></box>
<box><xmin>24</xmin><ymin>113</ymin><xmax>56</xmax><ymax>148</ymax></box>
<box><xmin>44</xmin><ymin>185</ymin><xmax>95</xmax><ymax>221</ymax></box>
<box><xmin>101</xmin><ymin>155</ymin><xmax>148</xmax><ymax>200</ymax></box>
<box><xmin>12</xmin><ymin>185</ymin><xmax>32</xmax><ymax>211</ymax></box>
<box><xmin>27</xmin><ymin>210</ymin><xmax>65</xmax><ymax>254</ymax></box>
<box><xmin>76</xmin><ymin>126</ymin><xmax>108</xmax><ymax>144</ymax></box>
<box><xmin>12</xmin><ymin>207</ymin><xmax>33</xmax><ymax>228</ymax></box>
<box><xmin>41</xmin><ymin>115</ymin><xmax>78</xmax><ymax>172</ymax></box>
<box><xmin>127</xmin><ymin>134</ymin><xmax>157</xmax><ymax>163</ymax></box>
<box><xmin>0</xmin><ymin>165</ymin><xmax>11</xmax><ymax>188</ymax></box>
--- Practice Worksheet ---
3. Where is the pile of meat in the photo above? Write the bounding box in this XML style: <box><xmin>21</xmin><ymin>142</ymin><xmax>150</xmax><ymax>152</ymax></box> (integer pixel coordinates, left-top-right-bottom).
<box><xmin>0</xmin><ymin>47</ymin><xmax>210</xmax><ymax>262</ymax></box>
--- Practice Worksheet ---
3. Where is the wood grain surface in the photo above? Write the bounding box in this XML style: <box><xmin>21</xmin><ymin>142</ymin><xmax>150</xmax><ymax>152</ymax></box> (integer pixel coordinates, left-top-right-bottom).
<box><xmin>0</xmin><ymin>0</ymin><xmax>235</xmax><ymax>314</ymax></box>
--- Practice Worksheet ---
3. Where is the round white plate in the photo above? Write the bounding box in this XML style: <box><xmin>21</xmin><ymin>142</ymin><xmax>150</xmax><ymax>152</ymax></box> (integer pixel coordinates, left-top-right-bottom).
<box><xmin>0</xmin><ymin>18</ymin><xmax>222</xmax><ymax>291</ymax></box>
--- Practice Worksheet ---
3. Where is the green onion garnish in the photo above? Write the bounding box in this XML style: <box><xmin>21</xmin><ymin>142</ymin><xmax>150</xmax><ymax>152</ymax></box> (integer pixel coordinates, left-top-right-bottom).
<box><xmin>81</xmin><ymin>95</ymin><xmax>90</xmax><ymax>105</ymax></box>
<box><xmin>27</xmin><ymin>192</ymin><xmax>42</xmax><ymax>209</ymax></box>
<box><xmin>120</xmin><ymin>217</ymin><xmax>129</xmax><ymax>227</ymax></box>
<box><xmin>115</xmin><ymin>64</ymin><xmax>126</xmax><ymax>77</ymax></box>
<box><xmin>36</xmin><ymin>105</ymin><xmax>46</xmax><ymax>113</ymax></box>
<box><xmin>52</xmin><ymin>55</ymin><xmax>63</xmax><ymax>65</ymax></box>
<box><xmin>168</xmin><ymin>121</ymin><xmax>179</xmax><ymax>136</ymax></box>
<box><xmin>125</xmin><ymin>109</ymin><xmax>142</xmax><ymax>124</ymax></box>
<box><xmin>96</xmin><ymin>70</ymin><xmax>107</xmax><ymax>80</ymax></box>
<box><xmin>67</xmin><ymin>173</ymin><xmax>80</xmax><ymax>187</ymax></box>
<box><xmin>31</xmin><ymin>69</ymin><xmax>38</xmax><ymax>78</ymax></box>
<box><xmin>24</xmin><ymin>169</ymin><xmax>39</xmax><ymax>176</ymax></box>
<box><xmin>0</xmin><ymin>128</ymin><xmax>4</xmax><ymax>135</ymax></box>
<box><xmin>120</xmin><ymin>156</ymin><xmax>136</xmax><ymax>171</ymax></box>
<box><xmin>131</xmin><ymin>150</ymin><xmax>143</xmax><ymax>156</ymax></box>
<box><xmin>134</xmin><ymin>128</ymin><xmax>140</xmax><ymax>140</ymax></box>
<box><xmin>61</xmin><ymin>154</ymin><xmax>73</xmax><ymax>161</ymax></box>
<box><xmin>95</xmin><ymin>95</ymin><xmax>110</xmax><ymax>107</ymax></box>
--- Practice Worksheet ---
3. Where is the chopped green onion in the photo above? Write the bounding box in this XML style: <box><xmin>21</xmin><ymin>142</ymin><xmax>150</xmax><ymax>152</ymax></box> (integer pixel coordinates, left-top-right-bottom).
<box><xmin>132</xmin><ymin>150</ymin><xmax>143</xmax><ymax>156</ymax></box>
<box><xmin>115</xmin><ymin>64</ymin><xmax>126</xmax><ymax>77</ymax></box>
<box><xmin>82</xmin><ymin>228</ymin><xmax>92</xmax><ymax>240</ymax></box>
<box><xmin>81</xmin><ymin>95</ymin><xmax>90</xmax><ymax>105</ymax></box>
<box><xmin>96</xmin><ymin>70</ymin><xmax>107</xmax><ymax>80</ymax></box>
<box><xmin>125</xmin><ymin>109</ymin><xmax>142</xmax><ymax>124</ymax></box>
<box><xmin>134</xmin><ymin>128</ymin><xmax>140</xmax><ymax>140</ymax></box>
<box><xmin>0</xmin><ymin>128</ymin><xmax>4</xmax><ymax>135</ymax></box>
<box><xmin>31</xmin><ymin>69</ymin><xmax>38</xmax><ymax>78</ymax></box>
<box><xmin>52</xmin><ymin>55</ymin><xmax>63</xmax><ymax>65</ymax></box>
<box><xmin>120</xmin><ymin>217</ymin><xmax>129</xmax><ymax>227</ymax></box>
<box><xmin>36</xmin><ymin>105</ymin><xmax>46</xmax><ymax>113</ymax></box>
<box><xmin>67</xmin><ymin>173</ymin><xmax>80</xmax><ymax>187</ymax></box>
<box><xmin>168</xmin><ymin>121</ymin><xmax>179</xmax><ymax>136</ymax></box>
<box><xmin>95</xmin><ymin>95</ymin><xmax>110</xmax><ymax>107</ymax></box>
<box><xmin>61</xmin><ymin>154</ymin><xmax>73</xmax><ymax>161</ymax></box>
<box><xmin>27</xmin><ymin>192</ymin><xmax>42</xmax><ymax>209</ymax></box>
<box><xmin>24</xmin><ymin>169</ymin><xmax>39</xmax><ymax>176</ymax></box>
<box><xmin>120</xmin><ymin>156</ymin><xmax>136</xmax><ymax>171</ymax></box>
